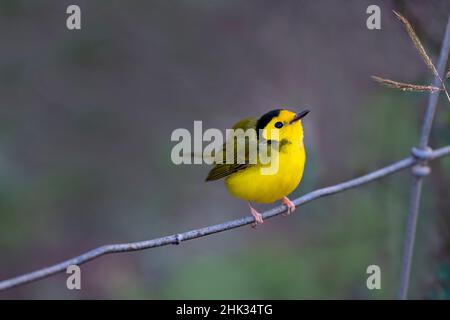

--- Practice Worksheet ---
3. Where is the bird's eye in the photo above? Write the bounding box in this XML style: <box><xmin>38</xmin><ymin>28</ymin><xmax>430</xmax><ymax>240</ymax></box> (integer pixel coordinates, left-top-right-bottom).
<box><xmin>274</xmin><ymin>121</ymin><xmax>283</xmax><ymax>129</ymax></box>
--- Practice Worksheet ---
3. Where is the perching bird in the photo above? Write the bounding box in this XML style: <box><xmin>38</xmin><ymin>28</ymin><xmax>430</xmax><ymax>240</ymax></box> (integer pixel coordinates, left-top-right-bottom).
<box><xmin>206</xmin><ymin>108</ymin><xmax>309</xmax><ymax>227</ymax></box>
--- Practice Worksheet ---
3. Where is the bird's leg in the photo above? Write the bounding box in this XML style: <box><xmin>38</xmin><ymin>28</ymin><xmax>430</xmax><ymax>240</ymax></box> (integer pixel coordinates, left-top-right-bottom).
<box><xmin>281</xmin><ymin>196</ymin><xmax>296</xmax><ymax>216</ymax></box>
<box><xmin>248</xmin><ymin>202</ymin><xmax>263</xmax><ymax>228</ymax></box>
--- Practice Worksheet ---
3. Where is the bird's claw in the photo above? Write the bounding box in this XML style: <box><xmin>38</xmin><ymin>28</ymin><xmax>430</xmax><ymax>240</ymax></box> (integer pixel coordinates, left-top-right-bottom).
<box><xmin>282</xmin><ymin>196</ymin><xmax>296</xmax><ymax>216</ymax></box>
<box><xmin>248</xmin><ymin>205</ymin><xmax>264</xmax><ymax>228</ymax></box>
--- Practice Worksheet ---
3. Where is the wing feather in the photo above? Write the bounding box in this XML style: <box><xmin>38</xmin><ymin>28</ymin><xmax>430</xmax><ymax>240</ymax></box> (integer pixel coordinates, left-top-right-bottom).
<box><xmin>205</xmin><ymin>117</ymin><xmax>258</xmax><ymax>181</ymax></box>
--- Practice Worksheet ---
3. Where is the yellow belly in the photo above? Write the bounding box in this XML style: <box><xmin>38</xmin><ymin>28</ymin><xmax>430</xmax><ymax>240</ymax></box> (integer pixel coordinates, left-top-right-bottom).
<box><xmin>225</xmin><ymin>145</ymin><xmax>305</xmax><ymax>203</ymax></box>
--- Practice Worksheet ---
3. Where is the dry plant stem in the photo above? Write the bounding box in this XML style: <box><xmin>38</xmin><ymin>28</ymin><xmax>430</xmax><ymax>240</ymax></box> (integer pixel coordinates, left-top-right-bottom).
<box><xmin>393</xmin><ymin>11</ymin><xmax>438</xmax><ymax>77</ymax></box>
<box><xmin>394</xmin><ymin>11</ymin><xmax>450</xmax><ymax>104</ymax></box>
<box><xmin>398</xmin><ymin>14</ymin><xmax>450</xmax><ymax>300</ymax></box>
<box><xmin>371</xmin><ymin>76</ymin><xmax>441</xmax><ymax>93</ymax></box>
<box><xmin>0</xmin><ymin>145</ymin><xmax>449</xmax><ymax>291</ymax></box>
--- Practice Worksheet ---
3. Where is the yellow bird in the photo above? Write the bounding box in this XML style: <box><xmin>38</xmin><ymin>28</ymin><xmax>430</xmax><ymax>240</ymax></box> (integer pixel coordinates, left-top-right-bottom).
<box><xmin>206</xmin><ymin>109</ymin><xmax>309</xmax><ymax>226</ymax></box>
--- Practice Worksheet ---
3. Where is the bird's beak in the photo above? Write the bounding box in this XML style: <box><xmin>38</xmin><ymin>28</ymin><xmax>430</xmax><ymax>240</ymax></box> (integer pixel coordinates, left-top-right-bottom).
<box><xmin>290</xmin><ymin>109</ymin><xmax>310</xmax><ymax>124</ymax></box>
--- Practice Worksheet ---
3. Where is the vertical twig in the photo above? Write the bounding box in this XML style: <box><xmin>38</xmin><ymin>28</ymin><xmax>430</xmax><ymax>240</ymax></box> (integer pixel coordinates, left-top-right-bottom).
<box><xmin>398</xmin><ymin>14</ymin><xmax>450</xmax><ymax>300</ymax></box>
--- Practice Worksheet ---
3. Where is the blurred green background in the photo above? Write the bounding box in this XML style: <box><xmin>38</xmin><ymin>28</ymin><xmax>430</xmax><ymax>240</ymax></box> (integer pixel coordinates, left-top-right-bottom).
<box><xmin>0</xmin><ymin>0</ymin><xmax>450</xmax><ymax>299</ymax></box>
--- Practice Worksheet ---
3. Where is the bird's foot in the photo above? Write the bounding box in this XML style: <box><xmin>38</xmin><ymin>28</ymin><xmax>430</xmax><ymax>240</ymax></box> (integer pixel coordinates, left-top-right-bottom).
<box><xmin>282</xmin><ymin>196</ymin><xmax>296</xmax><ymax>216</ymax></box>
<box><xmin>248</xmin><ymin>203</ymin><xmax>263</xmax><ymax>228</ymax></box>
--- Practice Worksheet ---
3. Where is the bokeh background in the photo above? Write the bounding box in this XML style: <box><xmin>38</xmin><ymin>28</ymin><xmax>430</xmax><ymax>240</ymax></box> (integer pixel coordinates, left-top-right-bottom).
<box><xmin>1</xmin><ymin>0</ymin><xmax>450</xmax><ymax>299</ymax></box>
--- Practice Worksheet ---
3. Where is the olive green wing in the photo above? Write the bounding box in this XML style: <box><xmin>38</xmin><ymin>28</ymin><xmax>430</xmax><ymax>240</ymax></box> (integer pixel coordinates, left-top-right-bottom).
<box><xmin>205</xmin><ymin>117</ymin><xmax>258</xmax><ymax>181</ymax></box>
<box><xmin>231</xmin><ymin>117</ymin><xmax>258</xmax><ymax>131</ymax></box>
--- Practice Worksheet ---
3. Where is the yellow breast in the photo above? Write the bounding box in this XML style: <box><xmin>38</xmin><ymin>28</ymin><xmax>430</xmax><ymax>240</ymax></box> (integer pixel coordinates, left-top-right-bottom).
<box><xmin>224</xmin><ymin>142</ymin><xmax>305</xmax><ymax>203</ymax></box>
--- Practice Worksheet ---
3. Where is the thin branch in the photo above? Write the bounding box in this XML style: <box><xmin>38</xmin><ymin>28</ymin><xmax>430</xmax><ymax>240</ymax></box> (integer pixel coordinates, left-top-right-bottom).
<box><xmin>398</xmin><ymin>14</ymin><xmax>450</xmax><ymax>300</ymax></box>
<box><xmin>1</xmin><ymin>145</ymin><xmax>449</xmax><ymax>292</ymax></box>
